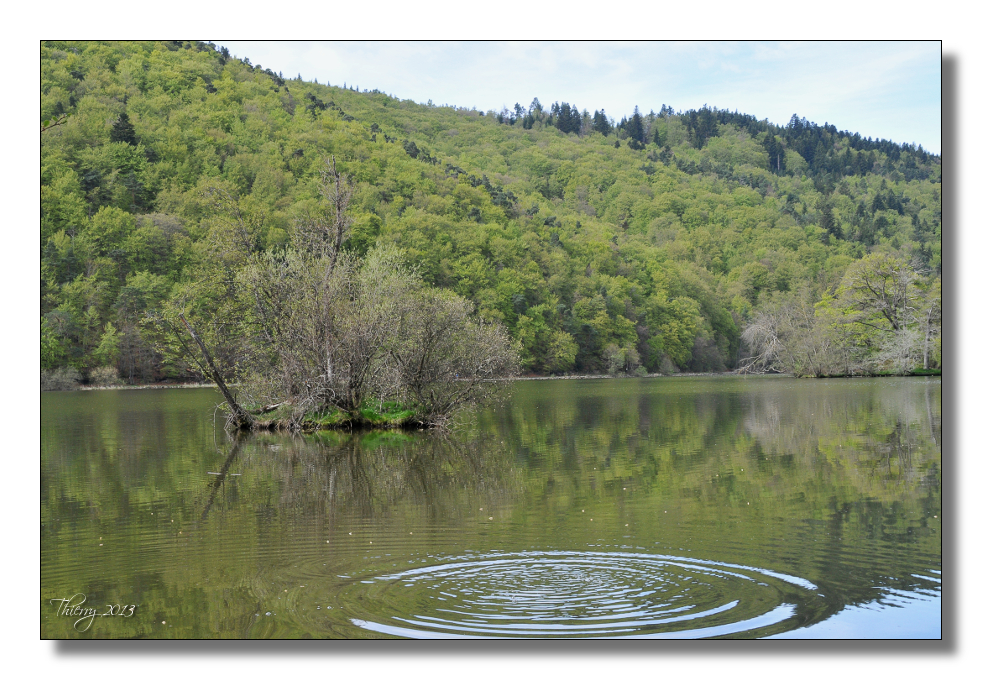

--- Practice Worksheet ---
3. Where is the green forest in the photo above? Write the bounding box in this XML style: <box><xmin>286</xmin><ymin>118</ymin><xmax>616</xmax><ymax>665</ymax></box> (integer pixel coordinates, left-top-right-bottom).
<box><xmin>40</xmin><ymin>40</ymin><xmax>942</xmax><ymax>388</ymax></box>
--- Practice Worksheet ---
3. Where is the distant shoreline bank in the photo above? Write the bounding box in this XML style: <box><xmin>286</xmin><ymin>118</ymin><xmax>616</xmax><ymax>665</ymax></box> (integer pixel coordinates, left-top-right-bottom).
<box><xmin>43</xmin><ymin>369</ymin><xmax>940</xmax><ymax>393</ymax></box>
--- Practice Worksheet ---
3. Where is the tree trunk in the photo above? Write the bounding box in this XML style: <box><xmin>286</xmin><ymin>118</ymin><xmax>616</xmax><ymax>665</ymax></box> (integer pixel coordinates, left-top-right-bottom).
<box><xmin>179</xmin><ymin>314</ymin><xmax>253</xmax><ymax>428</ymax></box>
<box><xmin>922</xmin><ymin>303</ymin><xmax>936</xmax><ymax>370</ymax></box>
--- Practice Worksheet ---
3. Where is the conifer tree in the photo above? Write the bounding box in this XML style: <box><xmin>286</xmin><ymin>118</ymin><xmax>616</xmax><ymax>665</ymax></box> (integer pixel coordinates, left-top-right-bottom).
<box><xmin>110</xmin><ymin>112</ymin><xmax>137</xmax><ymax>145</ymax></box>
<box><xmin>593</xmin><ymin>109</ymin><xmax>611</xmax><ymax>136</ymax></box>
<box><xmin>624</xmin><ymin>106</ymin><xmax>645</xmax><ymax>146</ymax></box>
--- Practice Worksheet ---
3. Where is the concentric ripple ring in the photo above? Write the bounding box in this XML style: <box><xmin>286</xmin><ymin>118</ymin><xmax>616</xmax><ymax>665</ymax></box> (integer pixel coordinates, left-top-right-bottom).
<box><xmin>340</xmin><ymin>551</ymin><xmax>830</xmax><ymax>638</ymax></box>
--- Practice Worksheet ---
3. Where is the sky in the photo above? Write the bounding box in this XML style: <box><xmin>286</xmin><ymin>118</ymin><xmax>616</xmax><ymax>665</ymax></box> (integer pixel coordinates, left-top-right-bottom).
<box><xmin>218</xmin><ymin>40</ymin><xmax>941</xmax><ymax>154</ymax></box>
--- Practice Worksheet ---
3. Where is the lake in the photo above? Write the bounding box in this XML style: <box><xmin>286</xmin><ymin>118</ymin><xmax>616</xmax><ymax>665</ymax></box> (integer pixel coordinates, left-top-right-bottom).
<box><xmin>40</xmin><ymin>375</ymin><xmax>941</xmax><ymax>639</ymax></box>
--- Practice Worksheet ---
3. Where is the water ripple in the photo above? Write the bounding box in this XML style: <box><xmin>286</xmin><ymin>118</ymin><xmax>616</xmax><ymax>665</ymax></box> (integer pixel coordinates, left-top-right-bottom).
<box><xmin>341</xmin><ymin>551</ymin><xmax>830</xmax><ymax>638</ymax></box>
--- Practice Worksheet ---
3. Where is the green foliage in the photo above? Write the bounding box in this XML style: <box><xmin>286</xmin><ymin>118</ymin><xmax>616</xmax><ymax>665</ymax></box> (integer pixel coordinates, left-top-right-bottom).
<box><xmin>41</xmin><ymin>318</ymin><xmax>66</xmax><ymax>370</ymax></box>
<box><xmin>40</xmin><ymin>41</ymin><xmax>942</xmax><ymax>380</ymax></box>
<box><xmin>744</xmin><ymin>251</ymin><xmax>940</xmax><ymax>376</ymax></box>
<box><xmin>94</xmin><ymin>321</ymin><xmax>121</xmax><ymax>367</ymax></box>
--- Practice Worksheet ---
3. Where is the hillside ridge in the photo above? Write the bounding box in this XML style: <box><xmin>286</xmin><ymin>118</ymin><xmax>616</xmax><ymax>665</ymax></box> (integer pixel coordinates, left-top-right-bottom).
<box><xmin>41</xmin><ymin>41</ymin><xmax>942</xmax><ymax>385</ymax></box>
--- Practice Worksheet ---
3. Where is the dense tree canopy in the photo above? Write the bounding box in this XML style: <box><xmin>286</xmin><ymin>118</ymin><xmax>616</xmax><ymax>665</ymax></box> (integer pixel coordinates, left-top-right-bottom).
<box><xmin>40</xmin><ymin>41</ymin><xmax>942</xmax><ymax>387</ymax></box>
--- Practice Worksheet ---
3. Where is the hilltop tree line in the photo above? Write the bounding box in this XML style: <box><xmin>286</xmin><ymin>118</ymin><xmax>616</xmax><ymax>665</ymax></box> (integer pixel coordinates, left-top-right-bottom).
<box><xmin>498</xmin><ymin>100</ymin><xmax>937</xmax><ymax>185</ymax></box>
<box><xmin>40</xmin><ymin>41</ymin><xmax>941</xmax><ymax>389</ymax></box>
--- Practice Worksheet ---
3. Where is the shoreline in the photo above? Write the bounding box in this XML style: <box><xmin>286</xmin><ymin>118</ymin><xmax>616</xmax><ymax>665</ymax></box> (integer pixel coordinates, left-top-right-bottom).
<box><xmin>61</xmin><ymin>372</ymin><xmax>743</xmax><ymax>392</ymax></box>
<box><xmin>513</xmin><ymin>371</ymin><xmax>742</xmax><ymax>381</ymax></box>
<box><xmin>69</xmin><ymin>381</ymin><xmax>219</xmax><ymax>392</ymax></box>
<box><xmin>43</xmin><ymin>369</ymin><xmax>941</xmax><ymax>393</ymax></box>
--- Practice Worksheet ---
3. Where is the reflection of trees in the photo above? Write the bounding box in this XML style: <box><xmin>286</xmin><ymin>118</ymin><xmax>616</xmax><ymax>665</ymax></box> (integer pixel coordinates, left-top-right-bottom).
<box><xmin>733</xmin><ymin>379</ymin><xmax>942</xmax><ymax>606</ymax></box>
<box><xmin>740</xmin><ymin>379</ymin><xmax>942</xmax><ymax>496</ymax></box>
<box><xmin>478</xmin><ymin>378</ymin><xmax>944</xmax><ymax>502</ymax></box>
<box><xmin>41</xmin><ymin>389</ymin><xmax>226</xmax><ymax>526</ymax></box>
<box><xmin>41</xmin><ymin>379</ymin><xmax>941</xmax><ymax>637</ymax></box>
<box><xmin>200</xmin><ymin>434</ymin><xmax>244</xmax><ymax>521</ymax></box>
<box><xmin>478</xmin><ymin>378</ymin><xmax>942</xmax><ymax>615</ymax></box>
<box><xmin>203</xmin><ymin>429</ymin><xmax>522</xmax><ymax>522</ymax></box>
<box><xmin>477</xmin><ymin>380</ymin><xmax>744</xmax><ymax>488</ymax></box>
<box><xmin>42</xmin><ymin>419</ymin><xmax>523</xmax><ymax>638</ymax></box>
<box><xmin>42</xmin><ymin>379</ymin><xmax>941</xmax><ymax>528</ymax></box>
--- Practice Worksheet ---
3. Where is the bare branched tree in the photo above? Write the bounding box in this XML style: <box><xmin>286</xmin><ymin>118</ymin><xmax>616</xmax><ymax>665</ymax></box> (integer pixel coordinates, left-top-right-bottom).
<box><xmin>154</xmin><ymin>157</ymin><xmax>519</xmax><ymax>430</ymax></box>
<box><xmin>233</xmin><ymin>159</ymin><xmax>519</xmax><ymax>429</ymax></box>
<box><xmin>293</xmin><ymin>155</ymin><xmax>352</xmax><ymax>273</ymax></box>
<box><xmin>920</xmin><ymin>277</ymin><xmax>942</xmax><ymax>370</ymax></box>
<box><xmin>740</xmin><ymin>289</ymin><xmax>849</xmax><ymax>377</ymax></box>
<box><xmin>742</xmin><ymin>251</ymin><xmax>941</xmax><ymax>377</ymax></box>
<box><xmin>391</xmin><ymin>288</ymin><xmax>519</xmax><ymax>426</ymax></box>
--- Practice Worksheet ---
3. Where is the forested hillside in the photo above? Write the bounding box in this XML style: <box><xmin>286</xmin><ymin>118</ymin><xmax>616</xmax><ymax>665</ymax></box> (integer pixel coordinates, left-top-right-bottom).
<box><xmin>40</xmin><ymin>41</ymin><xmax>942</xmax><ymax>386</ymax></box>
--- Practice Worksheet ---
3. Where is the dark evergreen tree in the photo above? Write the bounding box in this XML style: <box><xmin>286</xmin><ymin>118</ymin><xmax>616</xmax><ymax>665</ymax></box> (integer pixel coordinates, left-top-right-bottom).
<box><xmin>556</xmin><ymin>102</ymin><xmax>574</xmax><ymax>133</ymax></box>
<box><xmin>110</xmin><ymin>111</ymin><xmax>137</xmax><ymax>145</ymax></box>
<box><xmin>684</xmin><ymin>106</ymin><xmax>719</xmax><ymax>149</ymax></box>
<box><xmin>762</xmin><ymin>132</ymin><xmax>785</xmax><ymax>172</ymax></box>
<box><xmin>624</xmin><ymin>106</ymin><xmax>645</xmax><ymax>146</ymax></box>
<box><xmin>817</xmin><ymin>195</ymin><xmax>842</xmax><ymax>241</ymax></box>
<box><xmin>871</xmin><ymin>192</ymin><xmax>886</xmax><ymax>212</ymax></box>
<box><xmin>593</xmin><ymin>109</ymin><xmax>611</xmax><ymax>136</ymax></box>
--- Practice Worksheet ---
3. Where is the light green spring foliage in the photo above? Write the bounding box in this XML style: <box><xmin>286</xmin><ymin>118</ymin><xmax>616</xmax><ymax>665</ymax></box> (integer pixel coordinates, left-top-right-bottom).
<box><xmin>41</xmin><ymin>41</ymin><xmax>941</xmax><ymax>382</ymax></box>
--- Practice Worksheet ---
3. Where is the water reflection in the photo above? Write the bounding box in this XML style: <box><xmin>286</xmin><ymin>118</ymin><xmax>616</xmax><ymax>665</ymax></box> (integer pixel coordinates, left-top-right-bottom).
<box><xmin>40</xmin><ymin>377</ymin><xmax>941</xmax><ymax>638</ymax></box>
<box><xmin>195</xmin><ymin>429</ymin><xmax>521</xmax><ymax>526</ymax></box>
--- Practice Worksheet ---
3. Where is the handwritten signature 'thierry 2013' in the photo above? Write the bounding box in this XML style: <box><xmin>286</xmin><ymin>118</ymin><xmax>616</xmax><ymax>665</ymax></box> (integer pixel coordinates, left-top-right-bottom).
<box><xmin>49</xmin><ymin>593</ymin><xmax>138</xmax><ymax>632</ymax></box>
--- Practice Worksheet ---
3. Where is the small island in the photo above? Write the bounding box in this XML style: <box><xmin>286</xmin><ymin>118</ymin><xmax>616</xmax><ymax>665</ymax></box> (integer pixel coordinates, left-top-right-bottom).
<box><xmin>166</xmin><ymin>159</ymin><xmax>519</xmax><ymax>431</ymax></box>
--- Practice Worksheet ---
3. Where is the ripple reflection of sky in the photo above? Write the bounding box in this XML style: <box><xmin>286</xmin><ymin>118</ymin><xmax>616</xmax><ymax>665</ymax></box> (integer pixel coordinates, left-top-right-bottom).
<box><xmin>765</xmin><ymin>590</ymin><xmax>941</xmax><ymax>639</ymax></box>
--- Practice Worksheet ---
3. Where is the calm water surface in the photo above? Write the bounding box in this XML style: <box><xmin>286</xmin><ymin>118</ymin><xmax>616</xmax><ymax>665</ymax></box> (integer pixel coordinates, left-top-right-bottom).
<box><xmin>40</xmin><ymin>376</ymin><xmax>941</xmax><ymax>639</ymax></box>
